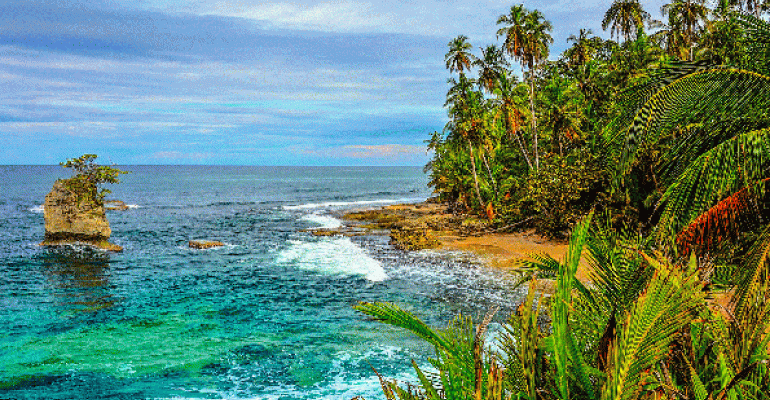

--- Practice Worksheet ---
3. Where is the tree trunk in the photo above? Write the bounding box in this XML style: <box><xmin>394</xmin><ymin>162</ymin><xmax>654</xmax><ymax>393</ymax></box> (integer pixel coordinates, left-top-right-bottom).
<box><xmin>480</xmin><ymin>149</ymin><xmax>498</xmax><ymax>199</ymax></box>
<box><xmin>466</xmin><ymin>139</ymin><xmax>486</xmax><ymax>211</ymax></box>
<box><xmin>507</xmin><ymin>105</ymin><xmax>533</xmax><ymax>170</ymax></box>
<box><xmin>529</xmin><ymin>68</ymin><xmax>539</xmax><ymax>171</ymax></box>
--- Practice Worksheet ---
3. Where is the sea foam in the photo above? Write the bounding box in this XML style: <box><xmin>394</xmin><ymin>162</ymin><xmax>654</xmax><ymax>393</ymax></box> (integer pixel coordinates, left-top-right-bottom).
<box><xmin>301</xmin><ymin>212</ymin><xmax>343</xmax><ymax>229</ymax></box>
<box><xmin>283</xmin><ymin>197</ymin><xmax>425</xmax><ymax>211</ymax></box>
<box><xmin>275</xmin><ymin>238</ymin><xmax>387</xmax><ymax>281</ymax></box>
<box><xmin>29</xmin><ymin>205</ymin><xmax>44</xmax><ymax>213</ymax></box>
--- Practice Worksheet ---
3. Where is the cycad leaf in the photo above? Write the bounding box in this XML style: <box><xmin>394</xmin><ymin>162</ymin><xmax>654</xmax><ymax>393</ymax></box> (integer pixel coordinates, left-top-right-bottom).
<box><xmin>657</xmin><ymin>128</ymin><xmax>770</xmax><ymax>240</ymax></box>
<box><xmin>732</xmin><ymin>224</ymin><xmax>770</xmax><ymax>328</ymax></box>
<box><xmin>355</xmin><ymin>302</ymin><xmax>454</xmax><ymax>354</ymax></box>
<box><xmin>602</xmin><ymin>257</ymin><xmax>706</xmax><ymax>400</ymax></box>
<box><xmin>553</xmin><ymin>212</ymin><xmax>593</xmax><ymax>400</ymax></box>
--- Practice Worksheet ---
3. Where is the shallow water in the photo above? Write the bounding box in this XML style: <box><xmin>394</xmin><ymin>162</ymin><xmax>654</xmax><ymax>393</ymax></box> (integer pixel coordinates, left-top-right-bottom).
<box><xmin>0</xmin><ymin>166</ymin><xmax>525</xmax><ymax>399</ymax></box>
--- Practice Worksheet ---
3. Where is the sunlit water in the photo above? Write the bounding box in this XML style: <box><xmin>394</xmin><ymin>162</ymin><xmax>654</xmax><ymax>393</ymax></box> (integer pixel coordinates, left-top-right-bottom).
<box><xmin>0</xmin><ymin>166</ymin><xmax>525</xmax><ymax>399</ymax></box>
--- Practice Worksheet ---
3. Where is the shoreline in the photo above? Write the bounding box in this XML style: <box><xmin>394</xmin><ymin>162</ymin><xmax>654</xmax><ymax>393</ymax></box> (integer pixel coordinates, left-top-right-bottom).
<box><xmin>324</xmin><ymin>202</ymin><xmax>575</xmax><ymax>279</ymax></box>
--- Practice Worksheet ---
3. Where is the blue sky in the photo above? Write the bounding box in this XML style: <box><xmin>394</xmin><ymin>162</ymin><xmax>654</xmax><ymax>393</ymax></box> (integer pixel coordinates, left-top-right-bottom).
<box><xmin>0</xmin><ymin>0</ymin><xmax>666</xmax><ymax>165</ymax></box>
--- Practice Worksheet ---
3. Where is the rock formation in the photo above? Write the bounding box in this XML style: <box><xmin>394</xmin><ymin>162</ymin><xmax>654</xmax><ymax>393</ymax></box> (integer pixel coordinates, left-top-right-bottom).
<box><xmin>189</xmin><ymin>240</ymin><xmax>225</xmax><ymax>249</ymax></box>
<box><xmin>41</xmin><ymin>180</ymin><xmax>122</xmax><ymax>252</ymax></box>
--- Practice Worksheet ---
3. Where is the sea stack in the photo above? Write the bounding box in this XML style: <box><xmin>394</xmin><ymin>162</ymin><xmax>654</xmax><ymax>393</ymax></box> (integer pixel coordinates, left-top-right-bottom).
<box><xmin>41</xmin><ymin>180</ymin><xmax>122</xmax><ymax>252</ymax></box>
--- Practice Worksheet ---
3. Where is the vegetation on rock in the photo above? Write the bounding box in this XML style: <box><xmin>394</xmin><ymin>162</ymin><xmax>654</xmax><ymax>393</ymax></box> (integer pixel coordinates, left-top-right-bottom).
<box><xmin>60</xmin><ymin>154</ymin><xmax>128</xmax><ymax>205</ymax></box>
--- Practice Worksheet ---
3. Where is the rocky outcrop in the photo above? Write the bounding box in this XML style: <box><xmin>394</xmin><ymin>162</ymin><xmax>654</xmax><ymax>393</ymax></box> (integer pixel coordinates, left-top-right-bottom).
<box><xmin>41</xmin><ymin>180</ymin><xmax>122</xmax><ymax>252</ymax></box>
<box><xmin>189</xmin><ymin>240</ymin><xmax>225</xmax><ymax>249</ymax></box>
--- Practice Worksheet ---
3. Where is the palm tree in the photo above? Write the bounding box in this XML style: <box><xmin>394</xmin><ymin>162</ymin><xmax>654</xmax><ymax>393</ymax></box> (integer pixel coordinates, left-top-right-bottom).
<box><xmin>493</xmin><ymin>72</ymin><xmax>533</xmax><ymax>170</ymax></box>
<box><xmin>731</xmin><ymin>0</ymin><xmax>770</xmax><ymax>17</ymax></box>
<box><xmin>602</xmin><ymin>0</ymin><xmax>651</xmax><ymax>42</ymax></box>
<box><xmin>445</xmin><ymin>75</ymin><xmax>488</xmax><ymax>211</ymax></box>
<box><xmin>473</xmin><ymin>45</ymin><xmax>507</xmax><ymax>94</ymax></box>
<box><xmin>522</xmin><ymin>10</ymin><xmax>553</xmax><ymax>171</ymax></box>
<box><xmin>445</xmin><ymin>35</ymin><xmax>476</xmax><ymax>76</ymax></box>
<box><xmin>566</xmin><ymin>29</ymin><xmax>598</xmax><ymax>67</ymax></box>
<box><xmin>497</xmin><ymin>5</ymin><xmax>553</xmax><ymax>170</ymax></box>
<box><xmin>661</xmin><ymin>0</ymin><xmax>709</xmax><ymax>60</ymax></box>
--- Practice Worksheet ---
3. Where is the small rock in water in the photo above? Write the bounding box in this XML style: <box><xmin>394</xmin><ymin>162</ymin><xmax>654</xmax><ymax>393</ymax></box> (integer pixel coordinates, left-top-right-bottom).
<box><xmin>189</xmin><ymin>240</ymin><xmax>225</xmax><ymax>249</ymax></box>
<box><xmin>104</xmin><ymin>200</ymin><xmax>129</xmax><ymax>211</ymax></box>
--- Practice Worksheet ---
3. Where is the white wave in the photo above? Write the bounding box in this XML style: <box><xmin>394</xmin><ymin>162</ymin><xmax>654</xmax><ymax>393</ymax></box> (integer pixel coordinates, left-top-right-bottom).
<box><xmin>29</xmin><ymin>205</ymin><xmax>44</xmax><ymax>213</ymax></box>
<box><xmin>283</xmin><ymin>197</ymin><xmax>425</xmax><ymax>211</ymax></box>
<box><xmin>275</xmin><ymin>237</ymin><xmax>387</xmax><ymax>281</ymax></box>
<box><xmin>125</xmin><ymin>204</ymin><xmax>140</xmax><ymax>209</ymax></box>
<box><xmin>301</xmin><ymin>213</ymin><xmax>342</xmax><ymax>229</ymax></box>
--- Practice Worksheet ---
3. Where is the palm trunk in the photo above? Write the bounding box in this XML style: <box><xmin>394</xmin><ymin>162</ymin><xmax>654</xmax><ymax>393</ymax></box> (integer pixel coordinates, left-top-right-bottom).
<box><xmin>480</xmin><ymin>149</ymin><xmax>498</xmax><ymax>199</ymax></box>
<box><xmin>507</xmin><ymin>106</ymin><xmax>533</xmax><ymax>170</ymax></box>
<box><xmin>466</xmin><ymin>138</ymin><xmax>485</xmax><ymax>211</ymax></box>
<box><xmin>529</xmin><ymin>68</ymin><xmax>539</xmax><ymax>171</ymax></box>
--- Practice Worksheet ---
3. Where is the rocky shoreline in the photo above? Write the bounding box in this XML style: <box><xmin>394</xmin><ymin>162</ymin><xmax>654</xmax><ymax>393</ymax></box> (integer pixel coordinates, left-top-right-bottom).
<box><xmin>308</xmin><ymin>202</ymin><xmax>571</xmax><ymax>276</ymax></box>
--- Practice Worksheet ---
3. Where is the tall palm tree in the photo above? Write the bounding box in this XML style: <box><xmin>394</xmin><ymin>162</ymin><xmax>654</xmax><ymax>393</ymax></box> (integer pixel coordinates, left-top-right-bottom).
<box><xmin>566</xmin><ymin>29</ymin><xmax>598</xmax><ymax>67</ymax></box>
<box><xmin>522</xmin><ymin>10</ymin><xmax>553</xmax><ymax>171</ymax></box>
<box><xmin>602</xmin><ymin>0</ymin><xmax>651</xmax><ymax>42</ymax></box>
<box><xmin>493</xmin><ymin>72</ymin><xmax>533</xmax><ymax>170</ymax></box>
<box><xmin>497</xmin><ymin>5</ymin><xmax>553</xmax><ymax>170</ymax></box>
<box><xmin>661</xmin><ymin>0</ymin><xmax>709</xmax><ymax>60</ymax></box>
<box><xmin>473</xmin><ymin>45</ymin><xmax>508</xmax><ymax>94</ymax></box>
<box><xmin>445</xmin><ymin>75</ymin><xmax>488</xmax><ymax>211</ymax></box>
<box><xmin>445</xmin><ymin>35</ymin><xmax>476</xmax><ymax>76</ymax></box>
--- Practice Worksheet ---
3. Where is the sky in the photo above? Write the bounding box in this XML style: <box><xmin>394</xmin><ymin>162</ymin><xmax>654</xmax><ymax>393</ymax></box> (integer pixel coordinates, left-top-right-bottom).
<box><xmin>0</xmin><ymin>0</ymin><xmax>667</xmax><ymax>165</ymax></box>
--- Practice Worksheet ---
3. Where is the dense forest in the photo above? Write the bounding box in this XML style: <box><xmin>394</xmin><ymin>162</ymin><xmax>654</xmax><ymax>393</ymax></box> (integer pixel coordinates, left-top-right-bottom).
<box><xmin>356</xmin><ymin>1</ymin><xmax>770</xmax><ymax>399</ymax></box>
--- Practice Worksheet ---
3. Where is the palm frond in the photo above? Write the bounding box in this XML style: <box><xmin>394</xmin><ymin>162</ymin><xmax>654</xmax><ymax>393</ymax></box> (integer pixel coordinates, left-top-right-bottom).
<box><xmin>657</xmin><ymin>128</ymin><xmax>770</xmax><ymax>240</ymax></box>
<box><xmin>676</xmin><ymin>178</ymin><xmax>770</xmax><ymax>254</ymax></box>
<box><xmin>355</xmin><ymin>302</ymin><xmax>455</xmax><ymax>354</ymax></box>
<box><xmin>735</xmin><ymin>12</ymin><xmax>770</xmax><ymax>75</ymax></box>
<box><xmin>602</xmin><ymin>256</ymin><xmax>706</xmax><ymax>400</ymax></box>
<box><xmin>603</xmin><ymin>60</ymin><xmax>714</xmax><ymax>158</ymax></box>
<box><xmin>617</xmin><ymin>68</ymin><xmax>770</xmax><ymax>183</ymax></box>
<box><xmin>731</xmin><ymin>224</ymin><xmax>770</xmax><ymax>326</ymax></box>
<box><xmin>501</xmin><ymin>280</ymin><xmax>544</xmax><ymax>400</ymax></box>
<box><xmin>552</xmin><ymin>212</ymin><xmax>594</xmax><ymax>400</ymax></box>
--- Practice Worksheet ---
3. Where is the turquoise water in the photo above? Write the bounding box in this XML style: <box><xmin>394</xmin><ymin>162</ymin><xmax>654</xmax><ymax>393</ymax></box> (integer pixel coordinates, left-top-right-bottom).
<box><xmin>0</xmin><ymin>166</ymin><xmax>524</xmax><ymax>399</ymax></box>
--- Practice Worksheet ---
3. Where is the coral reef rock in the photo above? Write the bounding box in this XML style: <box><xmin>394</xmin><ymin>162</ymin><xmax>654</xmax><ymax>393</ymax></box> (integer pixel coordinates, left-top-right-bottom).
<box><xmin>41</xmin><ymin>180</ymin><xmax>122</xmax><ymax>252</ymax></box>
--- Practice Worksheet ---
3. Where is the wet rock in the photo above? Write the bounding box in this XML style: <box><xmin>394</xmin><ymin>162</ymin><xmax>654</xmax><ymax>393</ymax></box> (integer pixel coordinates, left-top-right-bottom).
<box><xmin>41</xmin><ymin>180</ymin><xmax>122</xmax><ymax>252</ymax></box>
<box><xmin>104</xmin><ymin>200</ymin><xmax>129</xmax><ymax>211</ymax></box>
<box><xmin>189</xmin><ymin>240</ymin><xmax>225</xmax><ymax>249</ymax></box>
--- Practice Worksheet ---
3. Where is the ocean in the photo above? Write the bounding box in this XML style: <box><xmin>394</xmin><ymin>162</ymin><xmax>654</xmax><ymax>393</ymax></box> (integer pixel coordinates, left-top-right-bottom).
<box><xmin>0</xmin><ymin>166</ymin><xmax>525</xmax><ymax>399</ymax></box>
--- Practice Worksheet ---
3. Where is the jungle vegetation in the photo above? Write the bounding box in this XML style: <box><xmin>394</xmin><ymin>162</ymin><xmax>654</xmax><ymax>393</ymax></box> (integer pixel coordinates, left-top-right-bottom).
<box><xmin>356</xmin><ymin>2</ymin><xmax>770</xmax><ymax>399</ymax></box>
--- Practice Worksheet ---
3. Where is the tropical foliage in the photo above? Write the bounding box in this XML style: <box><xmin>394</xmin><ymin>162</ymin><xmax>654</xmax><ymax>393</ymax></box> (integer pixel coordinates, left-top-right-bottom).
<box><xmin>358</xmin><ymin>3</ymin><xmax>770</xmax><ymax>400</ymax></box>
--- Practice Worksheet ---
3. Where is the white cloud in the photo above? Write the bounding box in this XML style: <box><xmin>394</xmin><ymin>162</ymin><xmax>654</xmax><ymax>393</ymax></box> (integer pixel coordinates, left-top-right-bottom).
<box><xmin>206</xmin><ymin>0</ymin><xmax>398</xmax><ymax>32</ymax></box>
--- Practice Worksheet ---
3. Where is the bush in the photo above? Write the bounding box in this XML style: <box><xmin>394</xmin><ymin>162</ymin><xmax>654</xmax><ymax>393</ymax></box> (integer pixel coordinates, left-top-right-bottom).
<box><xmin>60</xmin><ymin>154</ymin><xmax>128</xmax><ymax>205</ymax></box>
